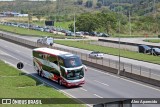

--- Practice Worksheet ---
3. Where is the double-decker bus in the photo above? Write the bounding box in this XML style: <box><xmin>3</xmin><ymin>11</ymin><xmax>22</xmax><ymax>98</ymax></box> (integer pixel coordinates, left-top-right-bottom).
<box><xmin>33</xmin><ymin>47</ymin><xmax>86</xmax><ymax>87</ymax></box>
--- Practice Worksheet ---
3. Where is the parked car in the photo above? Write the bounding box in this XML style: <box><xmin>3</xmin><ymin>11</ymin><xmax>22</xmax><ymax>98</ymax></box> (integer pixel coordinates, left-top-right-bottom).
<box><xmin>89</xmin><ymin>32</ymin><xmax>98</xmax><ymax>36</ymax></box>
<box><xmin>89</xmin><ymin>51</ymin><xmax>104</xmax><ymax>59</ymax></box>
<box><xmin>100</xmin><ymin>33</ymin><xmax>110</xmax><ymax>37</ymax></box>
<box><xmin>84</xmin><ymin>32</ymin><xmax>89</xmax><ymax>35</ymax></box>
<box><xmin>150</xmin><ymin>48</ymin><xmax>160</xmax><ymax>56</ymax></box>
<box><xmin>65</xmin><ymin>31</ymin><xmax>74</xmax><ymax>36</ymax></box>
<box><xmin>75</xmin><ymin>32</ymin><xmax>84</xmax><ymax>37</ymax></box>
<box><xmin>138</xmin><ymin>45</ymin><xmax>151</xmax><ymax>54</ymax></box>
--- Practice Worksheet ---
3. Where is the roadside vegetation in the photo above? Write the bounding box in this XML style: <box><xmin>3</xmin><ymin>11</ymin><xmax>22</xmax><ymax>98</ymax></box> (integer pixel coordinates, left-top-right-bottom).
<box><xmin>33</xmin><ymin>21</ymin><xmax>73</xmax><ymax>30</ymax></box>
<box><xmin>55</xmin><ymin>40</ymin><xmax>160</xmax><ymax>64</ymax></box>
<box><xmin>1</xmin><ymin>0</ymin><xmax>160</xmax><ymax>37</ymax></box>
<box><xmin>144</xmin><ymin>39</ymin><xmax>160</xmax><ymax>43</ymax></box>
<box><xmin>0</xmin><ymin>24</ymin><xmax>79</xmax><ymax>39</ymax></box>
<box><xmin>0</xmin><ymin>60</ymin><xmax>84</xmax><ymax>107</ymax></box>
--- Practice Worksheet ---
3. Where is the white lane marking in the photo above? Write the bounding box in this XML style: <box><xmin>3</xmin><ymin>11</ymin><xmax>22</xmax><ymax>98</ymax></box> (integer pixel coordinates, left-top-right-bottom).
<box><xmin>2</xmin><ymin>60</ymin><xmax>92</xmax><ymax>107</ymax></box>
<box><xmin>80</xmin><ymin>88</ymin><xmax>88</xmax><ymax>92</ymax></box>
<box><xmin>88</xmin><ymin>67</ymin><xmax>160</xmax><ymax>92</ymax></box>
<box><xmin>0</xmin><ymin>50</ymin><xmax>20</xmax><ymax>61</ymax></box>
<box><xmin>2</xmin><ymin>46</ymin><xmax>160</xmax><ymax>93</ymax></box>
<box><xmin>94</xmin><ymin>80</ymin><xmax>109</xmax><ymax>86</ymax></box>
<box><xmin>94</xmin><ymin>94</ymin><xmax>103</xmax><ymax>98</ymax></box>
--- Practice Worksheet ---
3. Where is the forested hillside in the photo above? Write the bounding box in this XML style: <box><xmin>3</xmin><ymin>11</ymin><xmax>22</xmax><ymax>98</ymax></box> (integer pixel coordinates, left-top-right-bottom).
<box><xmin>0</xmin><ymin>0</ymin><xmax>160</xmax><ymax>36</ymax></box>
<box><xmin>0</xmin><ymin>0</ymin><xmax>160</xmax><ymax>16</ymax></box>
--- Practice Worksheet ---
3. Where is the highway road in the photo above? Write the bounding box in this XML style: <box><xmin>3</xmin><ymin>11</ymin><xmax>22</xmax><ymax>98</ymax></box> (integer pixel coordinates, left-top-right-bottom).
<box><xmin>1</xmin><ymin>30</ymin><xmax>160</xmax><ymax>73</ymax></box>
<box><xmin>0</xmin><ymin>39</ymin><xmax>160</xmax><ymax>107</ymax></box>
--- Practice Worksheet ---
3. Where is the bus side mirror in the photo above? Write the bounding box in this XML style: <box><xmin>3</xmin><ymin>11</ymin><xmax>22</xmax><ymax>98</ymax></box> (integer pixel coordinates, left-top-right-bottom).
<box><xmin>83</xmin><ymin>65</ymin><xmax>87</xmax><ymax>72</ymax></box>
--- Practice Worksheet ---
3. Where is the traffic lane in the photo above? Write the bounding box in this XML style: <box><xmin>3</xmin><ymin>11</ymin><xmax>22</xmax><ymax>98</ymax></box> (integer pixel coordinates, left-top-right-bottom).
<box><xmin>1</xmin><ymin>39</ymin><xmax>160</xmax><ymax>98</ymax></box>
<box><xmin>55</xmin><ymin>43</ymin><xmax>160</xmax><ymax>71</ymax></box>
<box><xmin>0</xmin><ymin>39</ymin><xmax>32</xmax><ymax>56</ymax></box>
<box><xmin>85</xmin><ymin>67</ymin><xmax>160</xmax><ymax>98</ymax></box>
<box><xmin>1</xmin><ymin>39</ymin><xmax>159</xmax><ymax>79</ymax></box>
<box><xmin>54</xmin><ymin>43</ymin><xmax>160</xmax><ymax>72</ymax></box>
<box><xmin>0</xmin><ymin>52</ymin><xmax>97</xmax><ymax>107</ymax></box>
<box><xmin>0</xmin><ymin>34</ymin><xmax>160</xmax><ymax>107</ymax></box>
<box><xmin>2</xmin><ymin>31</ymin><xmax>160</xmax><ymax>71</ymax></box>
<box><xmin>1</xmin><ymin>50</ymin><xmax>159</xmax><ymax>107</ymax></box>
<box><xmin>0</xmin><ymin>42</ymin><xmax>103</xmax><ymax>99</ymax></box>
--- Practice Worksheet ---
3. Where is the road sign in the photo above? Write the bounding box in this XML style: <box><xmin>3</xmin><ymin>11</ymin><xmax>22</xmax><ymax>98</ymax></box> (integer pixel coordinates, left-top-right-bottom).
<box><xmin>17</xmin><ymin>62</ymin><xmax>24</xmax><ymax>69</ymax></box>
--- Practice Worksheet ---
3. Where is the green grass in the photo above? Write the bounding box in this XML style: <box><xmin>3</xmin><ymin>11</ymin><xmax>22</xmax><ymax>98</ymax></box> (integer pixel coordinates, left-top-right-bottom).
<box><xmin>0</xmin><ymin>24</ymin><xmax>80</xmax><ymax>39</ymax></box>
<box><xmin>33</xmin><ymin>21</ymin><xmax>73</xmax><ymax>30</ymax></box>
<box><xmin>144</xmin><ymin>39</ymin><xmax>160</xmax><ymax>43</ymax></box>
<box><xmin>55</xmin><ymin>21</ymin><xmax>73</xmax><ymax>30</ymax></box>
<box><xmin>55</xmin><ymin>40</ymin><xmax>160</xmax><ymax>64</ymax></box>
<box><xmin>0</xmin><ymin>60</ymin><xmax>84</xmax><ymax>107</ymax></box>
<box><xmin>112</xmin><ymin>33</ymin><xmax>158</xmax><ymax>38</ymax></box>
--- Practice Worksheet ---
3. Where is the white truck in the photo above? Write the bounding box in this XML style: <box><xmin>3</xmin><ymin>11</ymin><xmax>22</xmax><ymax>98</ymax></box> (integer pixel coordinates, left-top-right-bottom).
<box><xmin>37</xmin><ymin>37</ymin><xmax>54</xmax><ymax>46</ymax></box>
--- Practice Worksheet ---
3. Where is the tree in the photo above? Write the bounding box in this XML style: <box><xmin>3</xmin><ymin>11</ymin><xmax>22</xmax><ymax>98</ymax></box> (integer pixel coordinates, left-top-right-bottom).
<box><xmin>97</xmin><ymin>12</ymin><xmax>117</xmax><ymax>34</ymax></box>
<box><xmin>85</xmin><ymin>0</ymin><xmax>93</xmax><ymax>8</ymax></box>
<box><xmin>68</xmin><ymin>23</ymin><xmax>74</xmax><ymax>32</ymax></box>
<box><xmin>28</xmin><ymin>12</ymin><xmax>32</xmax><ymax>23</ymax></box>
<box><xmin>77</xmin><ymin>0</ymin><xmax>83</xmax><ymax>5</ymax></box>
<box><xmin>76</xmin><ymin>13</ymin><xmax>99</xmax><ymax>32</ymax></box>
<box><xmin>97</xmin><ymin>1</ymin><xmax>102</xmax><ymax>8</ymax></box>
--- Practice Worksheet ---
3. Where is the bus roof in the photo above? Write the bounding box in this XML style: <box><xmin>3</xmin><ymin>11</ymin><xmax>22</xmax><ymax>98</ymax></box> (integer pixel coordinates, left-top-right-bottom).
<box><xmin>33</xmin><ymin>47</ymin><xmax>70</xmax><ymax>56</ymax></box>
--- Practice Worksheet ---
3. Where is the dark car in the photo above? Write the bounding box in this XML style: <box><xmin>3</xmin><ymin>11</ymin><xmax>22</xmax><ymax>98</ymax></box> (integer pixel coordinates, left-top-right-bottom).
<box><xmin>84</xmin><ymin>32</ymin><xmax>89</xmax><ymax>35</ymax></box>
<box><xmin>138</xmin><ymin>45</ymin><xmax>151</xmax><ymax>54</ymax></box>
<box><xmin>150</xmin><ymin>48</ymin><xmax>160</xmax><ymax>56</ymax></box>
<box><xmin>89</xmin><ymin>32</ymin><xmax>97</xmax><ymax>36</ymax></box>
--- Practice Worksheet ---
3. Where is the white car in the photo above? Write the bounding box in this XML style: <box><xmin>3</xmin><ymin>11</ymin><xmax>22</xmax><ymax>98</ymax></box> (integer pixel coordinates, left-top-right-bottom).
<box><xmin>89</xmin><ymin>51</ymin><xmax>104</xmax><ymax>59</ymax></box>
<box><xmin>37</xmin><ymin>37</ymin><xmax>54</xmax><ymax>46</ymax></box>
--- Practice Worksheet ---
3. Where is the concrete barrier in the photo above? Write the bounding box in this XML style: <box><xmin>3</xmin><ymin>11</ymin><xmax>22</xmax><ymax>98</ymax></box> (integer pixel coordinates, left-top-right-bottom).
<box><xmin>99</xmin><ymin>39</ymin><xmax>160</xmax><ymax>48</ymax></box>
<box><xmin>0</xmin><ymin>32</ymin><xmax>160</xmax><ymax>87</ymax></box>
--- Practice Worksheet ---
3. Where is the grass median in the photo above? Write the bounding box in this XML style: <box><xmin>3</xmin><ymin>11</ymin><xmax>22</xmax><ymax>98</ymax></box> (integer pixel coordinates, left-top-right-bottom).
<box><xmin>144</xmin><ymin>39</ymin><xmax>160</xmax><ymax>43</ymax></box>
<box><xmin>0</xmin><ymin>24</ymin><xmax>80</xmax><ymax>39</ymax></box>
<box><xmin>0</xmin><ymin>60</ymin><xmax>84</xmax><ymax>107</ymax></box>
<box><xmin>55</xmin><ymin>40</ymin><xmax>160</xmax><ymax>64</ymax></box>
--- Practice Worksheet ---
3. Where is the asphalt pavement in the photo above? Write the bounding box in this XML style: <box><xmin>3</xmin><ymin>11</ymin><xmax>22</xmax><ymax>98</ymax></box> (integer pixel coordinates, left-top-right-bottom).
<box><xmin>0</xmin><ymin>39</ymin><xmax>160</xmax><ymax>107</ymax></box>
<box><xmin>1</xmin><ymin>30</ymin><xmax>160</xmax><ymax>72</ymax></box>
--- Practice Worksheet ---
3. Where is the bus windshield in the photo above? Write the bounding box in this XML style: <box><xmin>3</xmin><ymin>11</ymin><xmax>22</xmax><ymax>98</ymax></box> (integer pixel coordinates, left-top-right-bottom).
<box><xmin>67</xmin><ymin>68</ymin><xmax>84</xmax><ymax>80</ymax></box>
<box><xmin>64</xmin><ymin>56</ymin><xmax>82</xmax><ymax>68</ymax></box>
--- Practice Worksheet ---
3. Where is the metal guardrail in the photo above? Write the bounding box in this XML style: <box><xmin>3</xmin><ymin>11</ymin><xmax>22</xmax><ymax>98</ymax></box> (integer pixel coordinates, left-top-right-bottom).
<box><xmin>55</xmin><ymin>47</ymin><xmax>160</xmax><ymax>81</ymax></box>
<box><xmin>0</xmin><ymin>33</ymin><xmax>160</xmax><ymax>82</ymax></box>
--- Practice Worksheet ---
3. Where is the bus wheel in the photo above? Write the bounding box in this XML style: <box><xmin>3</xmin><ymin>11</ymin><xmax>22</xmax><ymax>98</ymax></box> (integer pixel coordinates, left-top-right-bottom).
<box><xmin>40</xmin><ymin>71</ymin><xmax>44</xmax><ymax>77</ymax></box>
<box><xmin>58</xmin><ymin>79</ymin><xmax>62</xmax><ymax>86</ymax></box>
<box><xmin>37</xmin><ymin>70</ymin><xmax>40</xmax><ymax>76</ymax></box>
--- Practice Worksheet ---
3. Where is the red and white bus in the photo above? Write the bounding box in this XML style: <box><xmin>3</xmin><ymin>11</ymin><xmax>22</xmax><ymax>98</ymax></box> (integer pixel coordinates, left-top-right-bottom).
<box><xmin>33</xmin><ymin>48</ymin><xmax>86</xmax><ymax>87</ymax></box>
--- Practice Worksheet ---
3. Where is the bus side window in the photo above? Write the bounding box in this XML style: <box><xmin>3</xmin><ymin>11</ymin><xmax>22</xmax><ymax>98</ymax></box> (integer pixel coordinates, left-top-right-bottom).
<box><xmin>42</xmin><ymin>54</ymin><xmax>44</xmax><ymax>59</ymax></box>
<box><xmin>54</xmin><ymin>61</ymin><xmax>58</xmax><ymax>65</ymax></box>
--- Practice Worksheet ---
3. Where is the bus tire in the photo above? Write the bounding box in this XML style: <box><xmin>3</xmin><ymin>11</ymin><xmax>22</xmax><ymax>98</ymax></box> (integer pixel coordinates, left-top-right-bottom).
<box><xmin>40</xmin><ymin>71</ymin><xmax>44</xmax><ymax>77</ymax></box>
<box><xmin>37</xmin><ymin>70</ymin><xmax>40</xmax><ymax>76</ymax></box>
<box><xmin>58</xmin><ymin>79</ymin><xmax>62</xmax><ymax>86</ymax></box>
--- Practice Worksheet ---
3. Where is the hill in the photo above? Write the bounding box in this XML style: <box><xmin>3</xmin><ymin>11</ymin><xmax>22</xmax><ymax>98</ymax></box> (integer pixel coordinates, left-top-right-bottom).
<box><xmin>0</xmin><ymin>0</ymin><xmax>160</xmax><ymax>17</ymax></box>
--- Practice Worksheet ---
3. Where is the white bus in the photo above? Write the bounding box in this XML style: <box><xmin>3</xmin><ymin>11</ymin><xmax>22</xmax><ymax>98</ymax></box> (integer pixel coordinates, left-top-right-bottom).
<box><xmin>33</xmin><ymin>48</ymin><xmax>86</xmax><ymax>87</ymax></box>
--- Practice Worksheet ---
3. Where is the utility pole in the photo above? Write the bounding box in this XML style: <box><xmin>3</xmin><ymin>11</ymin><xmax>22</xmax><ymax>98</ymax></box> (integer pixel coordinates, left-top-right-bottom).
<box><xmin>118</xmin><ymin>0</ymin><xmax>121</xmax><ymax>75</ymax></box>
<box><xmin>74</xmin><ymin>1</ymin><xmax>76</xmax><ymax>39</ymax></box>
<box><xmin>129</xmin><ymin>10</ymin><xmax>131</xmax><ymax>36</ymax></box>
<box><xmin>153</xmin><ymin>0</ymin><xmax>157</xmax><ymax>34</ymax></box>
